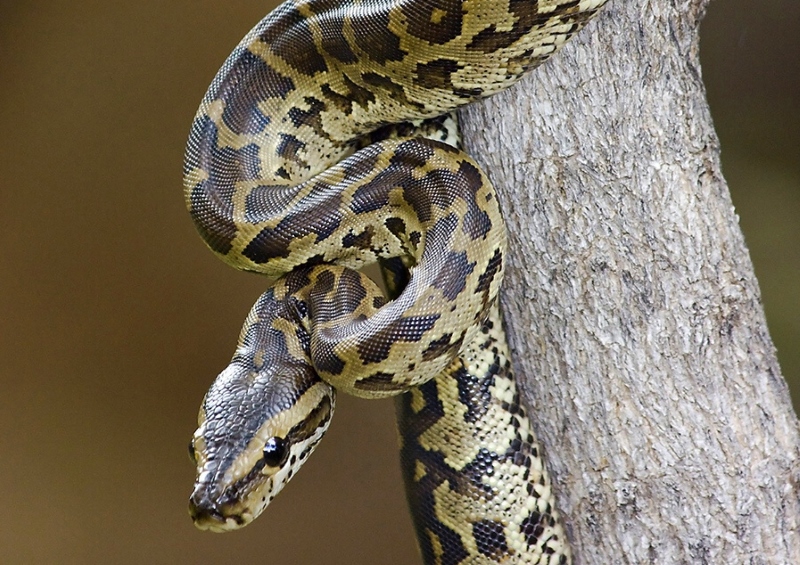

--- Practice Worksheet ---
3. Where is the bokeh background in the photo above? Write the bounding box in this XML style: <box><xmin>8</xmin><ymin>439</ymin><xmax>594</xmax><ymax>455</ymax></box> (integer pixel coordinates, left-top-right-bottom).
<box><xmin>1</xmin><ymin>1</ymin><xmax>797</xmax><ymax>563</ymax></box>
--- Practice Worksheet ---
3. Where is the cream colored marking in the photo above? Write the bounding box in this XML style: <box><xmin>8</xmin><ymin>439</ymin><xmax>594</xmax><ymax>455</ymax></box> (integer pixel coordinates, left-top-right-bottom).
<box><xmin>430</xmin><ymin>7</ymin><xmax>447</xmax><ymax>24</ymax></box>
<box><xmin>409</xmin><ymin>387</ymin><xmax>426</xmax><ymax>413</ymax></box>
<box><xmin>414</xmin><ymin>460</ymin><xmax>427</xmax><ymax>482</ymax></box>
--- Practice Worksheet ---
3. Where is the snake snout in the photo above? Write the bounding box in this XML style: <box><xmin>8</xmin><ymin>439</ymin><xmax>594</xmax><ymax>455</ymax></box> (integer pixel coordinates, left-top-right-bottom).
<box><xmin>188</xmin><ymin>486</ymin><xmax>244</xmax><ymax>532</ymax></box>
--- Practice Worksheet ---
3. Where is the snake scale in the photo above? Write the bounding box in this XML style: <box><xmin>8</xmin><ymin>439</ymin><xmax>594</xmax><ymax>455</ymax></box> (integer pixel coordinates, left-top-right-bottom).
<box><xmin>184</xmin><ymin>0</ymin><xmax>607</xmax><ymax>563</ymax></box>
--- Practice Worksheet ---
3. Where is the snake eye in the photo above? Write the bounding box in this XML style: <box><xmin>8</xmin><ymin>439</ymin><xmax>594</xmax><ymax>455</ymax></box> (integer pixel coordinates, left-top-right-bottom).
<box><xmin>262</xmin><ymin>437</ymin><xmax>288</xmax><ymax>467</ymax></box>
<box><xmin>188</xmin><ymin>441</ymin><xmax>197</xmax><ymax>465</ymax></box>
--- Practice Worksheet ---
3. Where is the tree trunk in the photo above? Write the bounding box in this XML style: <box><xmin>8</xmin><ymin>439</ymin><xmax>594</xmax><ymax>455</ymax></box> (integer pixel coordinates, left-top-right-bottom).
<box><xmin>459</xmin><ymin>1</ymin><xmax>800</xmax><ymax>562</ymax></box>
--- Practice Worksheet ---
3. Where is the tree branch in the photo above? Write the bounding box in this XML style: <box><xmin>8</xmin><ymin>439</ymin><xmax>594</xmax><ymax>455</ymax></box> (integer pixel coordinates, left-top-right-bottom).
<box><xmin>460</xmin><ymin>1</ymin><xmax>800</xmax><ymax>562</ymax></box>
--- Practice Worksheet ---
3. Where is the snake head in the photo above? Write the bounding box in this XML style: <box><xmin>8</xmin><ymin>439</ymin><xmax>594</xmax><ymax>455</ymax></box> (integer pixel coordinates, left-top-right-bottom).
<box><xmin>188</xmin><ymin>342</ymin><xmax>335</xmax><ymax>532</ymax></box>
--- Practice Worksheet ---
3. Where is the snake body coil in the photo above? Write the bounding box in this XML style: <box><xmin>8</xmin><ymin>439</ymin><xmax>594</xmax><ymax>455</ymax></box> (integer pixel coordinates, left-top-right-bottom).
<box><xmin>184</xmin><ymin>0</ymin><xmax>606</xmax><ymax>563</ymax></box>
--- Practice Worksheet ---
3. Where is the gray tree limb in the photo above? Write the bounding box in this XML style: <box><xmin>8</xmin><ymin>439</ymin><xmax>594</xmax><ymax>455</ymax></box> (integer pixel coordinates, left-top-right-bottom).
<box><xmin>460</xmin><ymin>1</ymin><xmax>800</xmax><ymax>562</ymax></box>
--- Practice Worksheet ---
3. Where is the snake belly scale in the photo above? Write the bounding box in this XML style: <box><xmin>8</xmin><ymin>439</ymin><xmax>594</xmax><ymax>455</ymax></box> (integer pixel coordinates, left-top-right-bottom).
<box><xmin>184</xmin><ymin>0</ymin><xmax>606</xmax><ymax>563</ymax></box>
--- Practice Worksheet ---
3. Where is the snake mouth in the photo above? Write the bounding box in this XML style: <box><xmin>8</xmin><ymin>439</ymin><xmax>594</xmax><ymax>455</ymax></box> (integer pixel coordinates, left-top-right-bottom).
<box><xmin>189</xmin><ymin>504</ymin><xmax>249</xmax><ymax>532</ymax></box>
<box><xmin>192</xmin><ymin>513</ymin><xmax>247</xmax><ymax>533</ymax></box>
<box><xmin>188</xmin><ymin>489</ymin><xmax>250</xmax><ymax>532</ymax></box>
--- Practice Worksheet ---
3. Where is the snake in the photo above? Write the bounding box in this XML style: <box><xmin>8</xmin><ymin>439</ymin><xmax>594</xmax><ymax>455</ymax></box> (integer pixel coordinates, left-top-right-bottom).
<box><xmin>183</xmin><ymin>0</ymin><xmax>607</xmax><ymax>563</ymax></box>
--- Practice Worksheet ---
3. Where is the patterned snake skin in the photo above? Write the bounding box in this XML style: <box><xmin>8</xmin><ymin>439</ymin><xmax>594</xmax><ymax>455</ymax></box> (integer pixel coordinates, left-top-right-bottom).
<box><xmin>184</xmin><ymin>0</ymin><xmax>607</xmax><ymax>563</ymax></box>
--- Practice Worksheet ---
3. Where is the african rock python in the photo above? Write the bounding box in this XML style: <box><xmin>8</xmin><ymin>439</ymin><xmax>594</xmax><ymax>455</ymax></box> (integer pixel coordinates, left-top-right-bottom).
<box><xmin>184</xmin><ymin>0</ymin><xmax>607</xmax><ymax>563</ymax></box>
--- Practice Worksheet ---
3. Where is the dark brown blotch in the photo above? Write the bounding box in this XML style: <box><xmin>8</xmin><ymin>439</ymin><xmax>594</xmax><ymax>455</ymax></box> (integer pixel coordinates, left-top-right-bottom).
<box><xmin>521</xmin><ymin>510</ymin><xmax>547</xmax><ymax>547</ymax></box>
<box><xmin>379</xmin><ymin>256</ymin><xmax>410</xmax><ymax>299</ymax></box>
<box><xmin>475</xmin><ymin>248</ymin><xmax>503</xmax><ymax>306</ymax></box>
<box><xmin>385</xmin><ymin>217</ymin><xmax>407</xmax><ymax>240</ymax></box>
<box><xmin>341</xmin><ymin>74</ymin><xmax>377</xmax><ymax>110</ymax></box>
<box><xmin>415</xmin><ymin>59</ymin><xmax>483</xmax><ymax>98</ymax></box>
<box><xmin>311</xmin><ymin>268</ymin><xmax>336</xmax><ymax>295</ymax></box>
<box><xmin>431</xmin><ymin>250</ymin><xmax>474</xmax><ymax>301</ymax></box>
<box><xmin>340</xmin><ymin>146</ymin><xmax>381</xmax><ymax>183</ymax></box>
<box><xmin>189</xmin><ymin>187</ymin><xmax>237</xmax><ymax>255</ymax></box>
<box><xmin>467</xmin><ymin>24</ymin><xmax>520</xmax><ymax>53</ymax></box>
<box><xmin>455</xmin><ymin>363</ymin><xmax>493</xmax><ymax>423</ymax></box>
<box><xmin>455</xmin><ymin>160</ymin><xmax>494</xmax><ymax>240</ymax></box>
<box><xmin>413</xmin><ymin>58</ymin><xmax>459</xmax><ymax>91</ymax></box>
<box><xmin>276</xmin><ymin>133</ymin><xmax>307</xmax><ymax>165</ymax></box>
<box><xmin>353</xmin><ymin>371</ymin><xmax>397</xmax><ymax>392</ymax></box>
<box><xmin>311</xmin><ymin>342</ymin><xmax>347</xmax><ymax>375</ymax></box>
<box><xmin>285</xmin><ymin>268</ymin><xmax>313</xmax><ymax>296</ymax></box>
<box><xmin>472</xmin><ymin>519</ymin><xmax>509</xmax><ymax>558</ymax></box>
<box><xmin>458</xmin><ymin>448</ymin><xmax>499</xmax><ymax>496</ymax></box>
<box><xmin>241</xmin><ymin>190</ymin><xmax>343</xmax><ymax>264</ymax></box>
<box><xmin>356</xmin><ymin>314</ymin><xmax>440</xmax><ymax>364</ymax></box>
<box><xmin>341</xmin><ymin>225</ymin><xmax>375</xmax><ymax>250</ymax></box>
<box><xmin>463</xmin><ymin>208</ymin><xmax>492</xmax><ymax>240</ymax></box>
<box><xmin>242</xmin><ymin>226</ymin><xmax>293</xmax><ymax>263</ymax></box>
<box><xmin>327</xmin><ymin>268</ymin><xmax>369</xmax><ymax>316</ymax></box>
<box><xmin>361</xmin><ymin>73</ymin><xmax>426</xmax><ymax>111</ymax></box>
<box><xmin>391</xmin><ymin>138</ymin><xmax>436</xmax><ymax>169</ymax></box>
<box><xmin>304</xmin><ymin>0</ymin><xmax>359</xmax><ymax>63</ymax></box>
<box><xmin>288</xmin><ymin>97</ymin><xmax>328</xmax><ymax>139</ymax></box>
<box><xmin>350</xmin><ymin>164</ymin><xmax>414</xmax><ymax>215</ymax></box>
<box><xmin>421</xmin><ymin>333</ymin><xmax>464</xmax><ymax>362</ymax></box>
<box><xmin>186</xmin><ymin>116</ymin><xmax>239</xmax><ymax>255</ymax></box>
<box><xmin>320</xmin><ymin>83</ymin><xmax>355</xmax><ymax>115</ymax></box>
<box><xmin>258</xmin><ymin>5</ymin><xmax>327</xmax><ymax>76</ymax></box>
<box><xmin>350</xmin><ymin>10</ymin><xmax>406</xmax><ymax>64</ymax></box>
<box><xmin>217</xmin><ymin>51</ymin><xmax>292</xmax><ymax>134</ymax></box>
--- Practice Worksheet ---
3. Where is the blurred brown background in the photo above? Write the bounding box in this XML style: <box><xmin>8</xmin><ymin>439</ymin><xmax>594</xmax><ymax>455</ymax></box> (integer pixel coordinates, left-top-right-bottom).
<box><xmin>1</xmin><ymin>1</ymin><xmax>797</xmax><ymax>563</ymax></box>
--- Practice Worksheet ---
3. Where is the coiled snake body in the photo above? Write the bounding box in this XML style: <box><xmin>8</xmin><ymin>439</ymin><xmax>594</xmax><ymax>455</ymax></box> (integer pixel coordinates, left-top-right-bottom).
<box><xmin>185</xmin><ymin>1</ymin><xmax>606</xmax><ymax>563</ymax></box>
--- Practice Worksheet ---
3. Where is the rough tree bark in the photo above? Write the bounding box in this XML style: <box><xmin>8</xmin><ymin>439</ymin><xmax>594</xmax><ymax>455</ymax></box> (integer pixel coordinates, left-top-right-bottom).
<box><xmin>459</xmin><ymin>1</ymin><xmax>800</xmax><ymax>563</ymax></box>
